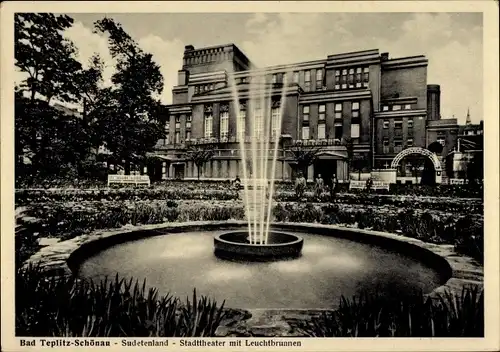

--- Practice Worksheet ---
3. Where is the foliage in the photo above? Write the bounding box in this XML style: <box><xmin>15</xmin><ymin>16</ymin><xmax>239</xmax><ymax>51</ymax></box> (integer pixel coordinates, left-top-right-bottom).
<box><xmin>16</xmin><ymin>265</ymin><xmax>225</xmax><ymax>337</ymax></box>
<box><xmin>93</xmin><ymin>18</ymin><xmax>166</xmax><ymax>173</ymax></box>
<box><xmin>286</xmin><ymin>144</ymin><xmax>323</xmax><ymax>178</ymax></box>
<box><xmin>298</xmin><ymin>286</ymin><xmax>483</xmax><ymax>337</ymax></box>
<box><xmin>183</xmin><ymin>144</ymin><xmax>216</xmax><ymax>180</ymax></box>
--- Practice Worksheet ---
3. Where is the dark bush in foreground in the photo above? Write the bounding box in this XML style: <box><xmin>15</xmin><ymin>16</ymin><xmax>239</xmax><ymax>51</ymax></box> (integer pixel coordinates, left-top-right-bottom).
<box><xmin>16</xmin><ymin>265</ymin><xmax>225</xmax><ymax>337</ymax></box>
<box><xmin>298</xmin><ymin>286</ymin><xmax>483</xmax><ymax>337</ymax></box>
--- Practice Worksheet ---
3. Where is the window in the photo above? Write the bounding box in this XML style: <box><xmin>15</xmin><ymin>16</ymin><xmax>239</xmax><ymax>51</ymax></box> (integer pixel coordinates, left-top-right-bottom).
<box><xmin>437</xmin><ymin>136</ymin><xmax>445</xmax><ymax>146</ymax></box>
<box><xmin>237</xmin><ymin>107</ymin><xmax>246</xmax><ymax>142</ymax></box>
<box><xmin>395</xmin><ymin>119</ymin><xmax>403</xmax><ymax>129</ymax></box>
<box><xmin>220</xmin><ymin>110</ymin><xmax>229</xmax><ymax>139</ymax></box>
<box><xmin>319</xmin><ymin>104</ymin><xmax>326</xmax><ymax>120</ymax></box>
<box><xmin>466</xmin><ymin>130</ymin><xmax>474</xmax><ymax>136</ymax></box>
<box><xmin>363</xmin><ymin>67</ymin><xmax>369</xmax><ymax>86</ymax></box>
<box><xmin>383</xmin><ymin>138</ymin><xmax>389</xmax><ymax>153</ymax></box>
<box><xmin>186</xmin><ymin>130</ymin><xmax>191</xmax><ymax>141</ymax></box>
<box><xmin>254</xmin><ymin>106</ymin><xmax>263</xmax><ymax>141</ymax></box>
<box><xmin>392</xmin><ymin>105</ymin><xmax>401</xmax><ymax>111</ymax></box>
<box><xmin>341</xmin><ymin>69</ymin><xmax>348</xmax><ymax>89</ymax></box>
<box><xmin>334</xmin><ymin>122</ymin><xmax>343</xmax><ymax>140</ymax></box>
<box><xmin>302</xmin><ymin>126</ymin><xmax>310</xmax><ymax>140</ymax></box>
<box><xmin>204</xmin><ymin>114</ymin><xmax>213</xmax><ymax>138</ymax></box>
<box><xmin>210</xmin><ymin>84</ymin><xmax>214</xmax><ymax>90</ymax></box>
<box><xmin>334</xmin><ymin>103</ymin><xmax>343</xmax><ymax>119</ymax></box>
<box><xmin>282</xmin><ymin>73</ymin><xmax>287</xmax><ymax>84</ymax></box>
<box><xmin>272</xmin><ymin>74</ymin><xmax>277</xmax><ymax>84</ymax></box>
<box><xmin>394</xmin><ymin>139</ymin><xmax>403</xmax><ymax>153</ymax></box>
<box><xmin>382</xmin><ymin>105</ymin><xmax>389</xmax><ymax>111</ymax></box>
<box><xmin>352</xmin><ymin>102</ymin><xmax>360</xmax><ymax>118</ymax></box>
<box><xmin>316</xmin><ymin>69</ymin><xmax>323</xmax><ymax>90</ymax></box>
<box><xmin>351</xmin><ymin>123</ymin><xmax>360</xmax><ymax>138</ymax></box>
<box><xmin>293</xmin><ymin>72</ymin><xmax>299</xmax><ymax>83</ymax></box>
<box><xmin>407</xmin><ymin>138</ymin><xmax>413</xmax><ymax>147</ymax></box>
<box><xmin>317</xmin><ymin>123</ymin><xmax>326</xmax><ymax>139</ymax></box>
<box><xmin>408</xmin><ymin>118</ymin><xmax>413</xmax><ymax>129</ymax></box>
<box><xmin>175</xmin><ymin>115</ymin><xmax>181</xmax><ymax>129</ymax></box>
<box><xmin>175</xmin><ymin>131</ymin><xmax>180</xmax><ymax>144</ymax></box>
<box><xmin>186</xmin><ymin>115</ymin><xmax>192</xmax><ymax>129</ymax></box>
<box><xmin>335</xmin><ymin>70</ymin><xmax>341</xmax><ymax>90</ymax></box>
<box><xmin>304</xmin><ymin>70</ymin><xmax>311</xmax><ymax>91</ymax></box>
<box><xmin>303</xmin><ymin>105</ymin><xmax>310</xmax><ymax>121</ymax></box>
<box><xmin>271</xmin><ymin>107</ymin><xmax>280</xmax><ymax>139</ymax></box>
<box><xmin>194</xmin><ymin>86</ymin><xmax>199</xmax><ymax>94</ymax></box>
<box><xmin>348</xmin><ymin>68</ymin><xmax>355</xmax><ymax>88</ymax></box>
<box><xmin>383</xmin><ymin>120</ymin><xmax>389</xmax><ymax>129</ymax></box>
<box><xmin>404</xmin><ymin>104</ymin><xmax>412</xmax><ymax>110</ymax></box>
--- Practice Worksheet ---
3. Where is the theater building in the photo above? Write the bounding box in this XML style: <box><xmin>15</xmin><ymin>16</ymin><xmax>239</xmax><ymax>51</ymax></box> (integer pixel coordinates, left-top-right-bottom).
<box><xmin>151</xmin><ymin>43</ymin><xmax>480</xmax><ymax>184</ymax></box>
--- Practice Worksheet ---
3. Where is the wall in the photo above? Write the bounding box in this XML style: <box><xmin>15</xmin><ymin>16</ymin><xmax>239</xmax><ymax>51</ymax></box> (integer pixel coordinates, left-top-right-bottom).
<box><xmin>381</xmin><ymin>66</ymin><xmax>427</xmax><ymax>110</ymax></box>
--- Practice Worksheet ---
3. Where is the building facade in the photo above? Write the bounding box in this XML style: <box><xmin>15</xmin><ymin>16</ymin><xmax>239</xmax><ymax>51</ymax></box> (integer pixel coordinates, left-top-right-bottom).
<box><xmin>151</xmin><ymin>43</ymin><xmax>482</xmax><ymax>184</ymax></box>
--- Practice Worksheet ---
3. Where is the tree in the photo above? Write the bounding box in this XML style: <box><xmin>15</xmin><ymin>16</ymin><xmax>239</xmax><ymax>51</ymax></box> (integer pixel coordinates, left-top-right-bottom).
<box><xmin>286</xmin><ymin>143</ymin><xmax>323</xmax><ymax>179</ymax></box>
<box><xmin>15</xmin><ymin>13</ymin><xmax>82</xmax><ymax>104</ymax></box>
<box><xmin>94</xmin><ymin>17</ymin><xmax>165</xmax><ymax>174</ymax></box>
<box><xmin>184</xmin><ymin>145</ymin><xmax>216</xmax><ymax>180</ymax></box>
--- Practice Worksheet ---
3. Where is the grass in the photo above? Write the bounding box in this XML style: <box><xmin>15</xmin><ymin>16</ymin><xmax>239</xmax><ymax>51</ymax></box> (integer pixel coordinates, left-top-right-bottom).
<box><xmin>16</xmin><ymin>265</ymin><xmax>225</xmax><ymax>337</ymax></box>
<box><xmin>298</xmin><ymin>286</ymin><xmax>484</xmax><ymax>337</ymax></box>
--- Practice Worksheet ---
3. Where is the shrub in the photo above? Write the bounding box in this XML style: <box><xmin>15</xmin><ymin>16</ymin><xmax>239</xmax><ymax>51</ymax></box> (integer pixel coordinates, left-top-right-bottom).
<box><xmin>298</xmin><ymin>286</ymin><xmax>483</xmax><ymax>337</ymax></box>
<box><xmin>16</xmin><ymin>265</ymin><xmax>225</xmax><ymax>337</ymax></box>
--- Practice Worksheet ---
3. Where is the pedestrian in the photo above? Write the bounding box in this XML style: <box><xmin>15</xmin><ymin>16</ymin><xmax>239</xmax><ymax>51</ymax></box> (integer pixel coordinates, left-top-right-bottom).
<box><xmin>295</xmin><ymin>171</ymin><xmax>306</xmax><ymax>199</ymax></box>
<box><xmin>330</xmin><ymin>174</ymin><xmax>338</xmax><ymax>201</ymax></box>
<box><xmin>315</xmin><ymin>173</ymin><xmax>324</xmax><ymax>200</ymax></box>
<box><xmin>365</xmin><ymin>177</ymin><xmax>373</xmax><ymax>193</ymax></box>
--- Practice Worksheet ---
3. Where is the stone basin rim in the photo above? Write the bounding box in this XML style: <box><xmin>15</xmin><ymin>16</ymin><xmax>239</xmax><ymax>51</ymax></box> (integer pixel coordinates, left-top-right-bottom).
<box><xmin>215</xmin><ymin>231</ymin><xmax>304</xmax><ymax>247</ymax></box>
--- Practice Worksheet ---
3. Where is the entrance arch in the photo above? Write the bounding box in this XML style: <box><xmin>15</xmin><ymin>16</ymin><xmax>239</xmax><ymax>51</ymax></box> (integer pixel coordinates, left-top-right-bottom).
<box><xmin>390</xmin><ymin>147</ymin><xmax>442</xmax><ymax>184</ymax></box>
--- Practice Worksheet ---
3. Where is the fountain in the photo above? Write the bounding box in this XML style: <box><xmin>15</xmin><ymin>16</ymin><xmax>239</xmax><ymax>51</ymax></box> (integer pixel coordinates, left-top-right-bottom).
<box><xmin>213</xmin><ymin>70</ymin><xmax>304</xmax><ymax>261</ymax></box>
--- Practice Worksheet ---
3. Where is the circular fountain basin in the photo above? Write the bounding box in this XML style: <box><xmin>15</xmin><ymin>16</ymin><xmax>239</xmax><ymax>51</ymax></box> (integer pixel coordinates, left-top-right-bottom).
<box><xmin>214</xmin><ymin>231</ymin><xmax>304</xmax><ymax>261</ymax></box>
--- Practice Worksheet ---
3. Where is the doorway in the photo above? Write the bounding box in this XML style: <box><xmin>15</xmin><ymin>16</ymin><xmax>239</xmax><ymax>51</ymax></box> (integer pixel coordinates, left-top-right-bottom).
<box><xmin>314</xmin><ymin>159</ymin><xmax>337</xmax><ymax>186</ymax></box>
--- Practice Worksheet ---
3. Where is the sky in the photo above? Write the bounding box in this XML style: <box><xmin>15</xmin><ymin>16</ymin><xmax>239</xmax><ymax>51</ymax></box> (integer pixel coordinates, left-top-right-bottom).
<box><xmin>23</xmin><ymin>12</ymin><xmax>484</xmax><ymax>124</ymax></box>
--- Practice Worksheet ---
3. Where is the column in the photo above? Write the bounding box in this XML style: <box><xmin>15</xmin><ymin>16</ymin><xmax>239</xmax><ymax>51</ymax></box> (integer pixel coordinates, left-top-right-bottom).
<box><xmin>162</xmin><ymin>162</ymin><xmax>167</xmax><ymax>180</ymax></box>
<box><xmin>307</xmin><ymin>164</ymin><xmax>314</xmax><ymax>182</ymax></box>
<box><xmin>169</xmin><ymin>164</ymin><xmax>174</xmax><ymax>179</ymax></box>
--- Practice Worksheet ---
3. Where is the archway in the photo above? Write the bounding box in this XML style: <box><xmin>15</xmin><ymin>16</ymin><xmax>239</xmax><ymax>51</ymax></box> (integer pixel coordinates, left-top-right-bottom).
<box><xmin>390</xmin><ymin>147</ymin><xmax>442</xmax><ymax>184</ymax></box>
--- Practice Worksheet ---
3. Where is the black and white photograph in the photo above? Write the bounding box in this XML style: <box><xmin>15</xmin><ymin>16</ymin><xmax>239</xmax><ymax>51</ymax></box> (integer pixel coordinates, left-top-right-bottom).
<box><xmin>1</xmin><ymin>1</ymin><xmax>499</xmax><ymax>351</ymax></box>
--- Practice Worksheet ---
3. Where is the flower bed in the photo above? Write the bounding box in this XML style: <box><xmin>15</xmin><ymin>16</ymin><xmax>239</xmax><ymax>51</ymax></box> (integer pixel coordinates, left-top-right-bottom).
<box><xmin>17</xmin><ymin>200</ymin><xmax>483</xmax><ymax>267</ymax></box>
<box><xmin>15</xmin><ymin>188</ymin><xmax>483</xmax><ymax>214</ymax></box>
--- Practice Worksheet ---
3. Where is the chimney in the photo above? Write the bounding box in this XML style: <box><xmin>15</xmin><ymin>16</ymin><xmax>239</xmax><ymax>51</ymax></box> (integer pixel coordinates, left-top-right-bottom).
<box><xmin>184</xmin><ymin>45</ymin><xmax>194</xmax><ymax>52</ymax></box>
<box><xmin>380</xmin><ymin>52</ymin><xmax>389</xmax><ymax>61</ymax></box>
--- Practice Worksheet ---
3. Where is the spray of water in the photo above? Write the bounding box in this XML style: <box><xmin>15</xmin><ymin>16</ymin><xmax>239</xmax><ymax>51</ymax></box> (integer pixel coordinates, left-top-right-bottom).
<box><xmin>228</xmin><ymin>70</ymin><xmax>290</xmax><ymax>244</ymax></box>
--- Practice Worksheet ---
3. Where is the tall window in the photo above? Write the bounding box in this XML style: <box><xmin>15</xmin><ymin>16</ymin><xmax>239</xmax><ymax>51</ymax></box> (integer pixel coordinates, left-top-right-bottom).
<box><xmin>351</xmin><ymin>102</ymin><xmax>360</xmax><ymax>118</ymax></box>
<box><xmin>185</xmin><ymin>130</ymin><xmax>191</xmax><ymax>141</ymax></box>
<box><xmin>334</xmin><ymin>103</ymin><xmax>342</xmax><ymax>119</ymax></box>
<box><xmin>175</xmin><ymin>115</ymin><xmax>181</xmax><ymax>130</ymax></box>
<box><xmin>271</xmin><ymin>106</ymin><xmax>280</xmax><ymax>140</ymax></box>
<box><xmin>302</xmin><ymin>105</ymin><xmax>310</xmax><ymax>121</ymax></box>
<box><xmin>383</xmin><ymin>120</ymin><xmax>389</xmax><ymax>129</ymax></box>
<box><xmin>363</xmin><ymin>67</ymin><xmax>369</xmax><ymax>87</ymax></box>
<box><xmin>318</xmin><ymin>104</ymin><xmax>326</xmax><ymax>121</ymax></box>
<box><xmin>219</xmin><ymin>108</ymin><xmax>229</xmax><ymax>139</ymax></box>
<box><xmin>237</xmin><ymin>106</ymin><xmax>246</xmax><ymax>142</ymax></box>
<box><xmin>317</xmin><ymin>123</ymin><xmax>326</xmax><ymax>140</ymax></box>
<box><xmin>253</xmin><ymin>105</ymin><xmax>263</xmax><ymax>141</ymax></box>
<box><xmin>341</xmin><ymin>69</ymin><xmax>348</xmax><ymax>89</ymax></box>
<box><xmin>334</xmin><ymin>122</ymin><xmax>343</xmax><ymax>140</ymax></box>
<box><xmin>175</xmin><ymin>131</ymin><xmax>180</xmax><ymax>144</ymax></box>
<box><xmin>348</xmin><ymin>68</ymin><xmax>355</xmax><ymax>89</ymax></box>
<box><xmin>186</xmin><ymin>115</ymin><xmax>192</xmax><ymax>129</ymax></box>
<box><xmin>304</xmin><ymin>70</ymin><xmax>311</xmax><ymax>91</ymax></box>
<box><xmin>335</xmin><ymin>70</ymin><xmax>340</xmax><ymax>90</ymax></box>
<box><xmin>408</xmin><ymin>118</ymin><xmax>414</xmax><ymax>129</ymax></box>
<box><xmin>293</xmin><ymin>71</ymin><xmax>299</xmax><ymax>83</ymax></box>
<box><xmin>383</xmin><ymin>138</ymin><xmax>389</xmax><ymax>153</ymax></box>
<box><xmin>315</xmin><ymin>69</ymin><xmax>323</xmax><ymax>90</ymax></box>
<box><xmin>204</xmin><ymin>106</ymin><xmax>213</xmax><ymax>139</ymax></box>
<box><xmin>356</xmin><ymin>68</ymin><xmax>362</xmax><ymax>88</ymax></box>
<box><xmin>394</xmin><ymin>139</ymin><xmax>403</xmax><ymax>153</ymax></box>
<box><xmin>351</xmin><ymin>123</ymin><xmax>360</xmax><ymax>139</ymax></box>
<box><xmin>302</xmin><ymin>126</ymin><xmax>310</xmax><ymax>140</ymax></box>
<box><xmin>272</xmin><ymin>74</ymin><xmax>277</xmax><ymax>84</ymax></box>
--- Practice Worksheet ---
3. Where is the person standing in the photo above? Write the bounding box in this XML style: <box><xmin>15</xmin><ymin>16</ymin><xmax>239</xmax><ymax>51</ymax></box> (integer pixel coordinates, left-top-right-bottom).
<box><xmin>295</xmin><ymin>171</ymin><xmax>306</xmax><ymax>199</ymax></box>
<box><xmin>330</xmin><ymin>174</ymin><xmax>339</xmax><ymax>200</ymax></box>
<box><xmin>315</xmin><ymin>174</ymin><xmax>324</xmax><ymax>199</ymax></box>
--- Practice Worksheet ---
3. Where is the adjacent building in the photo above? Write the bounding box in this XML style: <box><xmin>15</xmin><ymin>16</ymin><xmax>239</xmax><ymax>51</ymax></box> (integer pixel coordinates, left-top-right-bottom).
<box><xmin>150</xmin><ymin>43</ymin><xmax>482</xmax><ymax>184</ymax></box>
